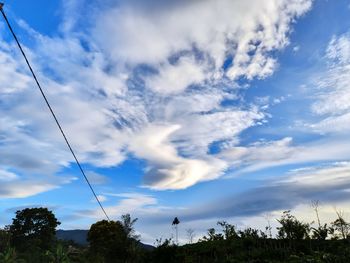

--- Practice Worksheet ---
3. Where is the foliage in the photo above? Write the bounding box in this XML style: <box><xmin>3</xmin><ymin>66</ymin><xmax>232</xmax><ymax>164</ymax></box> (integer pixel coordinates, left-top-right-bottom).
<box><xmin>330</xmin><ymin>211</ymin><xmax>350</xmax><ymax>239</ymax></box>
<box><xmin>9</xmin><ymin>207</ymin><xmax>60</xmax><ymax>251</ymax></box>
<box><xmin>172</xmin><ymin>217</ymin><xmax>180</xmax><ymax>226</ymax></box>
<box><xmin>277</xmin><ymin>210</ymin><xmax>310</xmax><ymax>240</ymax></box>
<box><xmin>3</xmin><ymin>207</ymin><xmax>350</xmax><ymax>262</ymax></box>
<box><xmin>0</xmin><ymin>247</ymin><xmax>24</xmax><ymax>263</ymax></box>
<box><xmin>45</xmin><ymin>243</ymin><xmax>70</xmax><ymax>263</ymax></box>
<box><xmin>121</xmin><ymin>213</ymin><xmax>140</xmax><ymax>240</ymax></box>
<box><xmin>0</xmin><ymin>227</ymin><xmax>11</xmax><ymax>252</ymax></box>
<box><xmin>200</xmin><ymin>228</ymin><xmax>223</xmax><ymax>241</ymax></box>
<box><xmin>87</xmin><ymin>220</ymin><xmax>128</xmax><ymax>263</ymax></box>
<box><xmin>217</xmin><ymin>221</ymin><xmax>238</xmax><ymax>240</ymax></box>
<box><xmin>312</xmin><ymin>224</ymin><xmax>328</xmax><ymax>240</ymax></box>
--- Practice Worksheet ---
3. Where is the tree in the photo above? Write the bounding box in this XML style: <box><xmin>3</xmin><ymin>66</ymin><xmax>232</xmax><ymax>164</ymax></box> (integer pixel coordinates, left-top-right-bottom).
<box><xmin>121</xmin><ymin>213</ymin><xmax>140</xmax><ymax>240</ymax></box>
<box><xmin>172</xmin><ymin>217</ymin><xmax>180</xmax><ymax>245</ymax></box>
<box><xmin>200</xmin><ymin>228</ymin><xmax>223</xmax><ymax>241</ymax></box>
<box><xmin>311</xmin><ymin>200</ymin><xmax>321</xmax><ymax>228</ymax></box>
<box><xmin>330</xmin><ymin>210</ymin><xmax>350</xmax><ymax>239</ymax></box>
<box><xmin>217</xmin><ymin>221</ymin><xmax>238</xmax><ymax>240</ymax></box>
<box><xmin>277</xmin><ymin>210</ymin><xmax>310</xmax><ymax>240</ymax></box>
<box><xmin>9</xmin><ymin>207</ymin><xmax>60</xmax><ymax>251</ymax></box>
<box><xmin>238</xmin><ymin>227</ymin><xmax>260</xmax><ymax>239</ymax></box>
<box><xmin>263</xmin><ymin>213</ymin><xmax>273</xmax><ymax>238</ymax></box>
<box><xmin>87</xmin><ymin>220</ymin><xmax>128</xmax><ymax>263</ymax></box>
<box><xmin>186</xmin><ymin>228</ymin><xmax>195</xmax><ymax>244</ymax></box>
<box><xmin>310</xmin><ymin>200</ymin><xmax>328</xmax><ymax>240</ymax></box>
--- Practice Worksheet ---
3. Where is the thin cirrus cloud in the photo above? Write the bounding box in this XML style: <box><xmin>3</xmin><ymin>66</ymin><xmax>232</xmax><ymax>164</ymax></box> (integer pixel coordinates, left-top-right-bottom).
<box><xmin>137</xmin><ymin>162</ymin><xmax>350</xmax><ymax>225</ymax></box>
<box><xmin>0</xmin><ymin>0</ymin><xmax>313</xmax><ymax>199</ymax></box>
<box><xmin>309</xmin><ymin>33</ymin><xmax>350</xmax><ymax>134</ymax></box>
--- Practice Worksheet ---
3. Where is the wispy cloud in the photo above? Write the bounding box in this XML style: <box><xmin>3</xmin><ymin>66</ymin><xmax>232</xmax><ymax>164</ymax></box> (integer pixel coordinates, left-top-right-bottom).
<box><xmin>0</xmin><ymin>0</ymin><xmax>313</xmax><ymax>197</ymax></box>
<box><xmin>309</xmin><ymin>33</ymin><xmax>350</xmax><ymax>134</ymax></box>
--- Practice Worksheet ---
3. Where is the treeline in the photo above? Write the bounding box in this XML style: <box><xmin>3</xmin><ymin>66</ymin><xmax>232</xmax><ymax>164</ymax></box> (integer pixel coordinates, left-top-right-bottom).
<box><xmin>1</xmin><ymin>206</ymin><xmax>350</xmax><ymax>262</ymax></box>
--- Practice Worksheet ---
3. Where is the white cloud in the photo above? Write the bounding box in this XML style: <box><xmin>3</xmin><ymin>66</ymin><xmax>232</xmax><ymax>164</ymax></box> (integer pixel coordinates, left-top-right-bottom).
<box><xmin>0</xmin><ymin>169</ymin><xmax>18</xmax><ymax>181</ymax></box>
<box><xmin>283</xmin><ymin>162</ymin><xmax>350</xmax><ymax>186</ymax></box>
<box><xmin>0</xmin><ymin>0</ymin><xmax>313</xmax><ymax>194</ymax></box>
<box><xmin>0</xmin><ymin>176</ymin><xmax>75</xmax><ymax>198</ymax></box>
<box><xmin>222</xmin><ymin>137</ymin><xmax>350</xmax><ymax>175</ymax></box>
<box><xmin>145</xmin><ymin>56</ymin><xmax>206</xmax><ymax>94</ymax></box>
<box><xmin>309</xmin><ymin>33</ymin><xmax>350</xmax><ymax>134</ymax></box>
<box><xmin>80</xmin><ymin>192</ymin><xmax>159</xmax><ymax>219</ymax></box>
<box><xmin>94</xmin><ymin>0</ymin><xmax>312</xmax><ymax>87</ymax></box>
<box><xmin>128</xmin><ymin>124</ymin><xmax>228</xmax><ymax>189</ymax></box>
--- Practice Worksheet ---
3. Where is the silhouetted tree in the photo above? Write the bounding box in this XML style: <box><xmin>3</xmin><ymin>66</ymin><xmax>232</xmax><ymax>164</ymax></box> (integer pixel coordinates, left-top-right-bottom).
<box><xmin>263</xmin><ymin>213</ymin><xmax>273</xmax><ymax>238</ymax></box>
<box><xmin>9</xmin><ymin>207</ymin><xmax>60</xmax><ymax>251</ymax></box>
<box><xmin>172</xmin><ymin>217</ymin><xmax>180</xmax><ymax>245</ymax></box>
<box><xmin>330</xmin><ymin>210</ymin><xmax>350</xmax><ymax>239</ymax></box>
<box><xmin>87</xmin><ymin>220</ymin><xmax>128</xmax><ymax>263</ymax></box>
<box><xmin>277</xmin><ymin>210</ymin><xmax>310</xmax><ymax>240</ymax></box>
<box><xmin>310</xmin><ymin>200</ymin><xmax>328</xmax><ymax>240</ymax></box>
<box><xmin>217</xmin><ymin>221</ymin><xmax>238</xmax><ymax>240</ymax></box>
<box><xmin>238</xmin><ymin>227</ymin><xmax>260</xmax><ymax>239</ymax></box>
<box><xmin>186</xmin><ymin>228</ymin><xmax>195</xmax><ymax>244</ymax></box>
<box><xmin>311</xmin><ymin>200</ymin><xmax>321</xmax><ymax>228</ymax></box>
<box><xmin>200</xmin><ymin>228</ymin><xmax>223</xmax><ymax>241</ymax></box>
<box><xmin>121</xmin><ymin>213</ymin><xmax>140</xmax><ymax>240</ymax></box>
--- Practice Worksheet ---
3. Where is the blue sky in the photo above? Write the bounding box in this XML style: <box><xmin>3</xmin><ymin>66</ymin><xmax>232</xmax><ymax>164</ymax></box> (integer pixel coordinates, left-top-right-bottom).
<box><xmin>1</xmin><ymin>0</ymin><xmax>350</xmax><ymax>244</ymax></box>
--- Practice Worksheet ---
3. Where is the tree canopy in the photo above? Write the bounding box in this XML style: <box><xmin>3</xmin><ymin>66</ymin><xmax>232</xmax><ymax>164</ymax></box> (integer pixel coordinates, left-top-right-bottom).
<box><xmin>10</xmin><ymin>207</ymin><xmax>60</xmax><ymax>250</ymax></box>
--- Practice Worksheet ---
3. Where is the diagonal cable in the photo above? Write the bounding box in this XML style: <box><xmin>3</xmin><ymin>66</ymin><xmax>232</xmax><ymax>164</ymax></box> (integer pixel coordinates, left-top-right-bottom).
<box><xmin>0</xmin><ymin>3</ymin><xmax>110</xmax><ymax>221</ymax></box>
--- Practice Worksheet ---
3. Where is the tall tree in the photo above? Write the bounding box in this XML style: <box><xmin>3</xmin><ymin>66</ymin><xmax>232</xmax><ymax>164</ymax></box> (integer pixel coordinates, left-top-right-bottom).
<box><xmin>121</xmin><ymin>214</ymin><xmax>140</xmax><ymax>240</ymax></box>
<box><xmin>9</xmin><ymin>207</ymin><xmax>60</xmax><ymax>251</ymax></box>
<box><xmin>186</xmin><ymin>228</ymin><xmax>195</xmax><ymax>244</ymax></box>
<box><xmin>87</xmin><ymin>220</ymin><xmax>128</xmax><ymax>263</ymax></box>
<box><xmin>172</xmin><ymin>217</ymin><xmax>180</xmax><ymax>245</ymax></box>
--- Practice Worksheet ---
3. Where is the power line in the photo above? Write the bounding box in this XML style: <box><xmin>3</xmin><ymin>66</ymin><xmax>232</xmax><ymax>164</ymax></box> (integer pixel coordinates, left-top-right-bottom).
<box><xmin>0</xmin><ymin>3</ymin><xmax>110</xmax><ymax>221</ymax></box>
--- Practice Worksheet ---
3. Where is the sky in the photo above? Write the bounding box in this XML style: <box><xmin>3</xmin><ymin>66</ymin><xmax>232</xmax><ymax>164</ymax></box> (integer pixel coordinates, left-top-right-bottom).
<box><xmin>1</xmin><ymin>0</ymin><xmax>350</xmax><ymax>244</ymax></box>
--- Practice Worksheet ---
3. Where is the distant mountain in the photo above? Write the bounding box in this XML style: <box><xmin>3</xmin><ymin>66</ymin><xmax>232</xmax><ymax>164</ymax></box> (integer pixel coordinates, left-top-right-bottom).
<box><xmin>56</xmin><ymin>229</ymin><xmax>89</xmax><ymax>246</ymax></box>
<box><xmin>56</xmin><ymin>229</ymin><xmax>154</xmax><ymax>250</ymax></box>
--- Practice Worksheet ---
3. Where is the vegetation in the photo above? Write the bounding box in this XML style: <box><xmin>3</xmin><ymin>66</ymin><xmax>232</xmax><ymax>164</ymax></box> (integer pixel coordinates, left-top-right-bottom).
<box><xmin>1</xmin><ymin>206</ymin><xmax>350</xmax><ymax>262</ymax></box>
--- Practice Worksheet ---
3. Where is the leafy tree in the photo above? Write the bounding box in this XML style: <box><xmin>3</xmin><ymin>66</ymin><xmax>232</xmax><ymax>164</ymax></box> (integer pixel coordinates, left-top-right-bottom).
<box><xmin>200</xmin><ymin>228</ymin><xmax>223</xmax><ymax>241</ymax></box>
<box><xmin>9</xmin><ymin>207</ymin><xmax>60</xmax><ymax>251</ymax></box>
<box><xmin>154</xmin><ymin>237</ymin><xmax>173</xmax><ymax>248</ymax></box>
<box><xmin>311</xmin><ymin>224</ymin><xmax>328</xmax><ymax>240</ymax></box>
<box><xmin>121</xmin><ymin>213</ymin><xmax>140</xmax><ymax>240</ymax></box>
<box><xmin>217</xmin><ymin>221</ymin><xmax>238</xmax><ymax>240</ymax></box>
<box><xmin>310</xmin><ymin>200</ymin><xmax>328</xmax><ymax>240</ymax></box>
<box><xmin>238</xmin><ymin>227</ymin><xmax>260</xmax><ymax>239</ymax></box>
<box><xmin>87</xmin><ymin>220</ymin><xmax>128</xmax><ymax>263</ymax></box>
<box><xmin>277</xmin><ymin>210</ymin><xmax>310</xmax><ymax>240</ymax></box>
<box><xmin>330</xmin><ymin>210</ymin><xmax>350</xmax><ymax>239</ymax></box>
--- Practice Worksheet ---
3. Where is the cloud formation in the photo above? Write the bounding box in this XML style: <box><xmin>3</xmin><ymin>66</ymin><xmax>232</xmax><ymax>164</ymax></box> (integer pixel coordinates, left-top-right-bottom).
<box><xmin>0</xmin><ymin>0</ymin><xmax>313</xmax><ymax>196</ymax></box>
<box><xmin>310</xmin><ymin>33</ymin><xmax>350</xmax><ymax>133</ymax></box>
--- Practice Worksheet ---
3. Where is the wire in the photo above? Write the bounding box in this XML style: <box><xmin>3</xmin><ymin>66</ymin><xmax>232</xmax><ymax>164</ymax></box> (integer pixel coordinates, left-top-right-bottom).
<box><xmin>0</xmin><ymin>4</ymin><xmax>110</xmax><ymax>221</ymax></box>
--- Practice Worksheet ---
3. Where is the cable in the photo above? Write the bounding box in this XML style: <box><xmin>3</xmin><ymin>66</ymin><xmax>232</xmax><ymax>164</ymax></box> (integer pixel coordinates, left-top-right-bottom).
<box><xmin>0</xmin><ymin>4</ymin><xmax>110</xmax><ymax>221</ymax></box>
